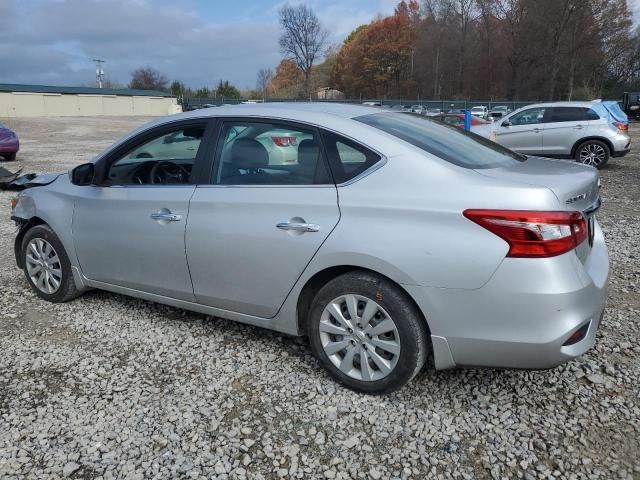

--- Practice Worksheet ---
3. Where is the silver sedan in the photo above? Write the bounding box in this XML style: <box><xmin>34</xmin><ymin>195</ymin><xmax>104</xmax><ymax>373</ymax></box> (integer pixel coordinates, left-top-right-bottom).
<box><xmin>11</xmin><ymin>103</ymin><xmax>609</xmax><ymax>393</ymax></box>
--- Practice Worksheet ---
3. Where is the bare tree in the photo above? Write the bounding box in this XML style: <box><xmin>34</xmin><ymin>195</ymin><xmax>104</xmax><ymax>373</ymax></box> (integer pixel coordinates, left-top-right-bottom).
<box><xmin>129</xmin><ymin>67</ymin><xmax>169</xmax><ymax>91</ymax></box>
<box><xmin>278</xmin><ymin>4</ymin><xmax>328</xmax><ymax>98</ymax></box>
<box><xmin>256</xmin><ymin>68</ymin><xmax>274</xmax><ymax>100</ymax></box>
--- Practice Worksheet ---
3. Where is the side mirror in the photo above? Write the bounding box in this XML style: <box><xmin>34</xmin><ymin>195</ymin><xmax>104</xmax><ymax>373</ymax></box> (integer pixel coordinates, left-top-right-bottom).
<box><xmin>71</xmin><ymin>163</ymin><xmax>95</xmax><ymax>186</ymax></box>
<box><xmin>501</xmin><ymin>120</ymin><xmax>512</xmax><ymax>127</ymax></box>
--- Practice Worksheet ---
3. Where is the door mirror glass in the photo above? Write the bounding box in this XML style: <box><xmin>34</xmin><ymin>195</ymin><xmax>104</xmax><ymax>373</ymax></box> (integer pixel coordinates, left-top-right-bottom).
<box><xmin>501</xmin><ymin>120</ymin><xmax>512</xmax><ymax>127</ymax></box>
<box><xmin>71</xmin><ymin>163</ymin><xmax>95</xmax><ymax>186</ymax></box>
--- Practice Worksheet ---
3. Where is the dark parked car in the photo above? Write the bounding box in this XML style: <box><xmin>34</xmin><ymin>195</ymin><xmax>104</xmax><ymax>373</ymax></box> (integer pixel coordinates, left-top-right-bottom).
<box><xmin>0</xmin><ymin>122</ymin><xmax>19</xmax><ymax>161</ymax></box>
<box><xmin>622</xmin><ymin>92</ymin><xmax>639</xmax><ymax>120</ymax></box>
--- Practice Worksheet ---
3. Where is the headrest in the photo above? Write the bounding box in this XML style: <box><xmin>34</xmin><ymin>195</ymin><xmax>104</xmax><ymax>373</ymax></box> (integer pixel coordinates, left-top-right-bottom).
<box><xmin>231</xmin><ymin>138</ymin><xmax>269</xmax><ymax>169</ymax></box>
<box><xmin>297</xmin><ymin>139</ymin><xmax>319</xmax><ymax>169</ymax></box>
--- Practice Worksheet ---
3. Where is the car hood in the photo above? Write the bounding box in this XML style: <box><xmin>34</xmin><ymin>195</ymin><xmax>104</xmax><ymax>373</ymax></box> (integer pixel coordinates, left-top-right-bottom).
<box><xmin>474</xmin><ymin>156</ymin><xmax>600</xmax><ymax>211</ymax></box>
<box><xmin>25</xmin><ymin>172</ymin><xmax>63</xmax><ymax>187</ymax></box>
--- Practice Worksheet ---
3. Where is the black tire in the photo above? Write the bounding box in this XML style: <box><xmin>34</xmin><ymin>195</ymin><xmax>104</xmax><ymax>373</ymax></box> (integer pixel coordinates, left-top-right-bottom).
<box><xmin>2</xmin><ymin>152</ymin><xmax>16</xmax><ymax>161</ymax></box>
<box><xmin>307</xmin><ymin>270</ymin><xmax>430</xmax><ymax>394</ymax></box>
<box><xmin>21</xmin><ymin>225</ymin><xmax>82</xmax><ymax>303</ymax></box>
<box><xmin>574</xmin><ymin>140</ymin><xmax>609</xmax><ymax>169</ymax></box>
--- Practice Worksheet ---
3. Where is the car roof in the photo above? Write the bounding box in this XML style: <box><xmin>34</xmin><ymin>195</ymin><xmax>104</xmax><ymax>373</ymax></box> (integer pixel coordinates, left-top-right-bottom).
<box><xmin>174</xmin><ymin>102</ymin><xmax>383</xmax><ymax>124</ymax></box>
<box><xmin>516</xmin><ymin>101</ymin><xmax>599</xmax><ymax>109</ymax></box>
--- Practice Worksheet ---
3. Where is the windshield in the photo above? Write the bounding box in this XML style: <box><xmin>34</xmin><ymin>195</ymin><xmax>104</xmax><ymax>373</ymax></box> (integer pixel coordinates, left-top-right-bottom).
<box><xmin>356</xmin><ymin>112</ymin><xmax>526</xmax><ymax>169</ymax></box>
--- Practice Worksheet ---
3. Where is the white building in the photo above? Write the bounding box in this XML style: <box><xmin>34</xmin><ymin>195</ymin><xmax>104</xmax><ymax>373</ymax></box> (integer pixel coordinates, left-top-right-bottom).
<box><xmin>0</xmin><ymin>84</ymin><xmax>181</xmax><ymax>117</ymax></box>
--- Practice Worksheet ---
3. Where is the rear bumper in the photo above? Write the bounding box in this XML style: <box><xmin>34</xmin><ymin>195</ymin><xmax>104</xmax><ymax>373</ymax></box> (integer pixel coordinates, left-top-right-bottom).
<box><xmin>612</xmin><ymin>144</ymin><xmax>630</xmax><ymax>158</ymax></box>
<box><xmin>405</xmin><ymin>220</ymin><xmax>609</xmax><ymax>370</ymax></box>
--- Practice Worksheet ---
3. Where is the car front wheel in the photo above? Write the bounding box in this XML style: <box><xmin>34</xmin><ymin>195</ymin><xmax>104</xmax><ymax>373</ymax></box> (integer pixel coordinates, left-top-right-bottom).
<box><xmin>575</xmin><ymin>140</ymin><xmax>609</xmax><ymax>169</ymax></box>
<box><xmin>308</xmin><ymin>271</ymin><xmax>430</xmax><ymax>394</ymax></box>
<box><xmin>21</xmin><ymin>225</ymin><xmax>81</xmax><ymax>303</ymax></box>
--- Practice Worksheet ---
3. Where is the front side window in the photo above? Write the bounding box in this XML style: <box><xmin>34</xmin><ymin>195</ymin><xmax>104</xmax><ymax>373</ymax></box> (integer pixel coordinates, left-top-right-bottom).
<box><xmin>356</xmin><ymin>112</ymin><xmax>526</xmax><ymax>169</ymax></box>
<box><xmin>105</xmin><ymin>126</ymin><xmax>205</xmax><ymax>185</ymax></box>
<box><xmin>509</xmin><ymin>107</ymin><xmax>546</xmax><ymax>125</ymax></box>
<box><xmin>212</xmin><ymin>122</ymin><xmax>330</xmax><ymax>185</ymax></box>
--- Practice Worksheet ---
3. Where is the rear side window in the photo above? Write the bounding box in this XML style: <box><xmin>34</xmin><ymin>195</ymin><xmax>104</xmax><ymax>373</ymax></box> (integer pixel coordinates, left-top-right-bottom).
<box><xmin>321</xmin><ymin>131</ymin><xmax>381</xmax><ymax>183</ymax></box>
<box><xmin>356</xmin><ymin>112</ymin><xmax>525</xmax><ymax>169</ymax></box>
<box><xmin>550</xmin><ymin>107</ymin><xmax>599</xmax><ymax>122</ymax></box>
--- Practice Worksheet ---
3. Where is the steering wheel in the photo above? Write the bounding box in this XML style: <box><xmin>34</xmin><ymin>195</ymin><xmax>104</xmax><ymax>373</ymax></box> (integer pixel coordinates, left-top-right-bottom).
<box><xmin>149</xmin><ymin>161</ymin><xmax>190</xmax><ymax>184</ymax></box>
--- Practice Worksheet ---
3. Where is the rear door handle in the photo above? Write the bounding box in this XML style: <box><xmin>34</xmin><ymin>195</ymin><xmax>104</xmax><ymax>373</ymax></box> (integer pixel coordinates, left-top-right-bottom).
<box><xmin>277</xmin><ymin>222</ymin><xmax>320</xmax><ymax>233</ymax></box>
<box><xmin>574</xmin><ymin>125</ymin><xmax>584</xmax><ymax>129</ymax></box>
<box><xmin>151</xmin><ymin>209</ymin><xmax>182</xmax><ymax>222</ymax></box>
<box><xmin>533</xmin><ymin>128</ymin><xmax>542</xmax><ymax>132</ymax></box>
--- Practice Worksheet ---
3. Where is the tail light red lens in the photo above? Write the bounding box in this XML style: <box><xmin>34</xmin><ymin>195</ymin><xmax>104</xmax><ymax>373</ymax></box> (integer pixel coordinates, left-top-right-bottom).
<box><xmin>272</xmin><ymin>136</ymin><xmax>297</xmax><ymax>147</ymax></box>
<box><xmin>463</xmin><ymin>210</ymin><xmax>588</xmax><ymax>258</ymax></box>
<box><xmin>613</xmin><ymin>121</ymin><xmax>628</xmax><ymax>133</ymax></box>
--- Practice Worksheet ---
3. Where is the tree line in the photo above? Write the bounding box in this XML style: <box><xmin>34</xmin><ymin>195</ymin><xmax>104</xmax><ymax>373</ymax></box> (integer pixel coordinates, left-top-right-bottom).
<box><xmin>123</xmin><ymin>0</ymin><xmax>640</xmax><ymax>101</ymax></box>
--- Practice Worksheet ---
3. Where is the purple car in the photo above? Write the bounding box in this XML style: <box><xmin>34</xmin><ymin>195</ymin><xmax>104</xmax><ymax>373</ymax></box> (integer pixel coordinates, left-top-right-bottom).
<box><xmin>0</xmin><ymin>122</ymin><xmax>19</xmax><ymax>161</ymax></box>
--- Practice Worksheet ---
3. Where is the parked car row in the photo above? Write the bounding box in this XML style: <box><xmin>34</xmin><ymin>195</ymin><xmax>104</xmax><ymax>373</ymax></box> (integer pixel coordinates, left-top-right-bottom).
<box><xmin>12</xmin><ymin>102</ymin><xmax>609</xmax><ymax>393</ymax></box>
<box><xmin>471</xmin><ymin>100</ymin><xmax>630</xmax><ymax>168</ymax></box>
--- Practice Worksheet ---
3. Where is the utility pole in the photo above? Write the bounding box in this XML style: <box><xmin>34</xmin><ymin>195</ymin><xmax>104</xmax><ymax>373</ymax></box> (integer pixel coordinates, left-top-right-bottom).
<box><xmin>93</xmin><ymin>59</ymin><xmax>105</xmax><ymax>88</ymax></box>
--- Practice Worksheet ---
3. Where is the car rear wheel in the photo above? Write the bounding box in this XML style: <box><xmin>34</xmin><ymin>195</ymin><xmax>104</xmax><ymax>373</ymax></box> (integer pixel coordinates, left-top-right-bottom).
<box><xmin>21</xmin><ymin>225</ymin><xmax>82</xmax><ymax>303</ymax></box>
<box><xmin>575</xmin><ymin>140</ymin><xmax>609</xmax><ymax>169</ymax></box>
<box><xmin>308</xmin><ymin>271</ymin><xmax>430</xmax><ymax>394</ymax></box>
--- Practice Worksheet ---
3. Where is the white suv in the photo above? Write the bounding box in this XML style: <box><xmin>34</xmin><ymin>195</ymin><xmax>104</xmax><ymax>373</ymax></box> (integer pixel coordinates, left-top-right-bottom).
<box><xmin>470</xmin><ymin>106</ymin><xmax>488</xmax><ymax>119</ymax></box>
<box><xmin>472</xmin><ymin>101</ymin><xmax>631</xmax><ymax>168</ymax></box>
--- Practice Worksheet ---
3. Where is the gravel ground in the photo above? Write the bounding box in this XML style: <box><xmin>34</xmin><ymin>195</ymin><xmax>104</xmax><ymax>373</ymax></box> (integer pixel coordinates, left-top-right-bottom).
<box><xmin>0</xmin><ymin>116</ymin><xmax>638</xmax><ymax>480</ymax></box>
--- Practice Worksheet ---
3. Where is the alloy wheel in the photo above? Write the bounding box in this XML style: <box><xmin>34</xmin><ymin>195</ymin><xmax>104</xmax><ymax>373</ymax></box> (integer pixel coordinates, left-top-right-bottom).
<box><xmin>578</xmin><ymin>144</ymin><xmax>606</xmax><ymax>167</ymax></box>
<box><xmin>319</xmin><ymin>294</ymin><xmax>400</xmax><ymax>382</ymax></box>
<box><xmin>25</xmin><ymin>238</ymin><xmax>62</xmax><ymax>294</ymax></box>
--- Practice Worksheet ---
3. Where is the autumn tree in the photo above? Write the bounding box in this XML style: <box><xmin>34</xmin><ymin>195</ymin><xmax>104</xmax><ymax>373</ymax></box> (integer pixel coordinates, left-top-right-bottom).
<box><xmin>278</xmin><ymin>4</ymin><xmax>328</xmax><ymax>98</ymax></box>
<box><xmin>333</xmin><ymin>2</ymin><xmax>418</xmax><ymax>98</ymax></box>
<box><xmin>269</xmin><ymin>59</ymin><xmax>304</xmax><ymax>98</ymax></box>
<box><xmin>129</xmin><ymin>67</ymin><xmax>169</xmax><ymax>91</ymax></box>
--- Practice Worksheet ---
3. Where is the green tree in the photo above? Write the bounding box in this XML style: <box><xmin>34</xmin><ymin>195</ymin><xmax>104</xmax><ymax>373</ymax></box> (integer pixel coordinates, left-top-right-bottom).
<box><xmin>214</xmin><ymin>80</ymin><xmax>241</xmax><ymax>99</ymax></box>
<box><xmin>194</xmin><ymin>87</ymin><xmax>210</xmax><ymax>98</ymax></box>
<box><xmin>170</xmin><ymin>80</ymin><xmax>187</xmax><ymax>97</ymax></box>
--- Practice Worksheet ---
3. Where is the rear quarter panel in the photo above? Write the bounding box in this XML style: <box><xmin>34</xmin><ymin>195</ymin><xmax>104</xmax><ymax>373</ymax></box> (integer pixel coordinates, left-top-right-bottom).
<box><xmin>306</xmin><ymin>147</ymin><xmax>563</xmax><ymax>290</ymax></box>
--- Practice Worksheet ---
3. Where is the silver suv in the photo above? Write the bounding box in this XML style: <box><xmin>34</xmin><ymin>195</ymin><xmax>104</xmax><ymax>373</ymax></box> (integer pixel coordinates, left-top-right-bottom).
<box><xmin>473</xmin><ymin>101</ymin><xmax>631</xmax><ymax>168</ymax></box>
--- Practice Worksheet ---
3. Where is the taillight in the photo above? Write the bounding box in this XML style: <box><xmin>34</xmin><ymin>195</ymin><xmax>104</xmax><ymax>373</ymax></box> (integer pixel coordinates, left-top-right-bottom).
<box><xmin>463</xmin><ymin>210</ymin><xmax>588</xmax><ymax>258</ymax></box>
<box><xmin>613</xmin><ymin>120</ymin><xmax>628</xmax><ymax>133</ymax></box>
<box><xmin>272</xmin><ymin>136</ymin><xmax>297</xmax><ymax>147</ymax></box>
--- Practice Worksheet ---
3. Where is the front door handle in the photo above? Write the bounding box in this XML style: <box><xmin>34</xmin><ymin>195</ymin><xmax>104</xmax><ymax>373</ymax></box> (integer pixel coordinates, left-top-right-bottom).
<box><xmin>277</xmin><ymin>222</ymin><xmax>320</xmax><ymax>233</ymax></box>
<box><xmin>533</xmin><ymin>128</ymin><xmax>542</xmax><ymax>133</ymax></box>
<box><xmin>151</xmin><ymin>209</ymin><xmax>182</xmax><ymax>222</ymax></box>
<box><xmin>573</xmin><ymin>125</ymin><xmax>584</xmax><ymax>129</ymax></box>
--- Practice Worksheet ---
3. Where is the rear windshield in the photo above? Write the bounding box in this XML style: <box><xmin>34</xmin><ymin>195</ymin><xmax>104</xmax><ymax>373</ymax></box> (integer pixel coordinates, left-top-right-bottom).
<box><xmin>356</xmin><ymin>112</ymin><xmax>526</xmax><ymax>169</ymax></box>
<box><xmin>602</xmin><ymin>102</ymin><xmax>627</xmax><ymax>122</ymax></box>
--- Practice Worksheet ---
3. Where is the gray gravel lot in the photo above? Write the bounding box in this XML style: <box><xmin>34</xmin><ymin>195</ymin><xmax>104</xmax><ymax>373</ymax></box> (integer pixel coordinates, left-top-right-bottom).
<box><xmin>0</xmin><ymin>116</ymin><xmax>639</xmax><ymax>479</ymax></box>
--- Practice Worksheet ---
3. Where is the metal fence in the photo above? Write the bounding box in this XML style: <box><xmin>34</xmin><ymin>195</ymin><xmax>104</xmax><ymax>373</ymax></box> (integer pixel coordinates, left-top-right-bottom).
<box><xmin>181</xmin><ymin>96</ymin><xmax>538</xmax><ymax>112</ymax></box>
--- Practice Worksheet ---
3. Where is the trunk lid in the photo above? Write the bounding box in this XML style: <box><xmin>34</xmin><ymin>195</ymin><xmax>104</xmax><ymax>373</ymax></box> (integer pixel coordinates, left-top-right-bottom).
<box><xmin>474</xmin><ymin>156</ymin><xmax>600</xmax><ymax>212</ymax></box>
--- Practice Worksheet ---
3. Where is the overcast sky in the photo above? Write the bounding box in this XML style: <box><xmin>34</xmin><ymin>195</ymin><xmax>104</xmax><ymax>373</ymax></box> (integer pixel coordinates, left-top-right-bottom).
<box><xmin>1</xmin><ymin>0</ymin><xmax>638</xmax><ymax>91</ymax></box>
<box><xmin>0</xmin><ymin>0</ymin><xmax>398</xmax><ymax>90</ymax></box>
